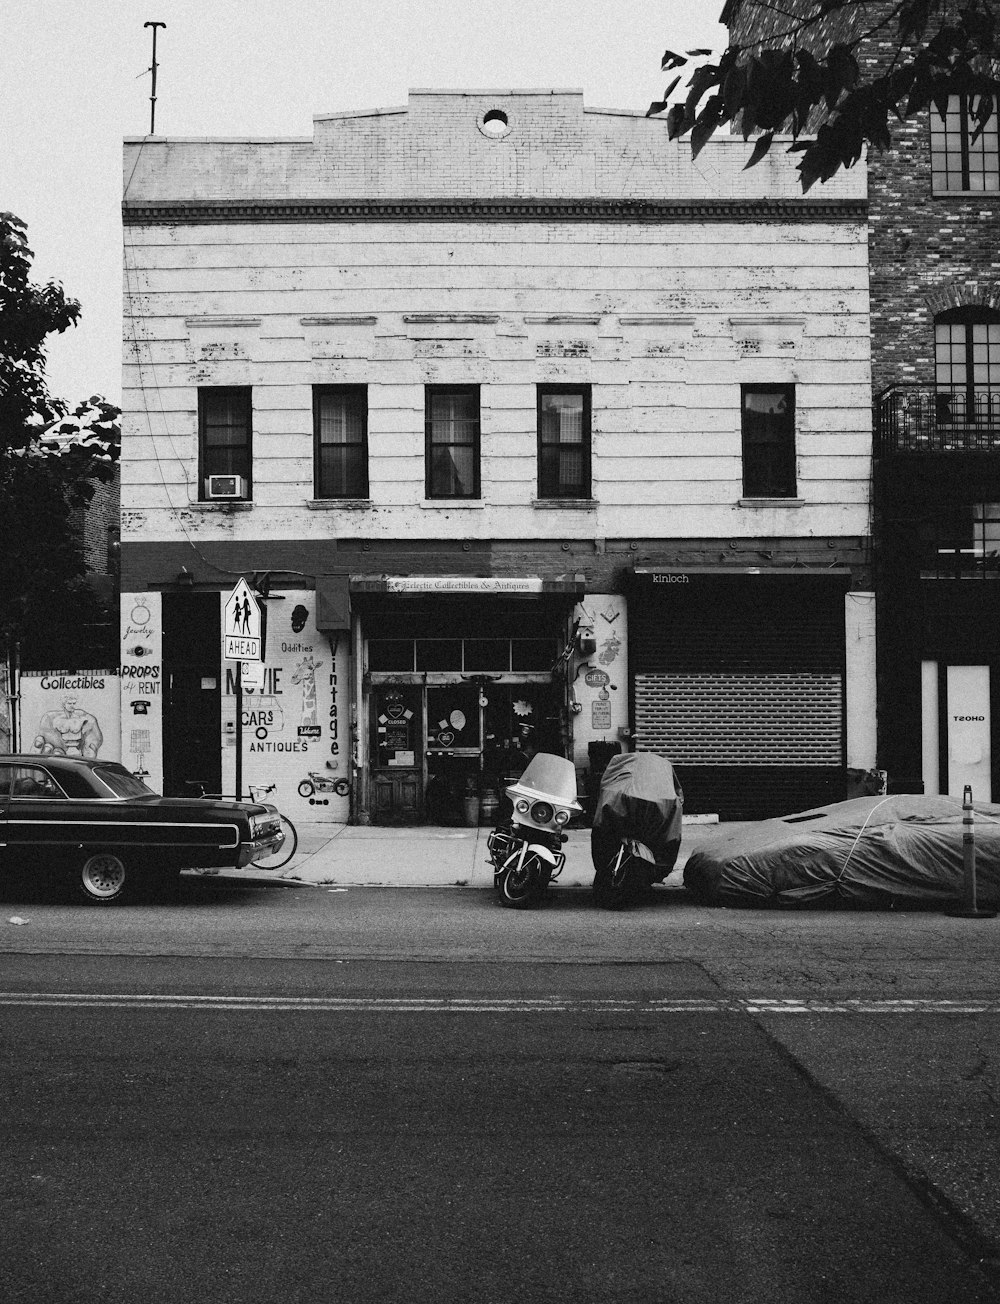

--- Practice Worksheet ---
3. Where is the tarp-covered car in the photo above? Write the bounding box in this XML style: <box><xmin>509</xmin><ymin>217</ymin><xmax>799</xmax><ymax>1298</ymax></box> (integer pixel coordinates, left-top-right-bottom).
<box><xmin>0</xmin><ymin>755</ymin><xmax>285</xmax><ymax>904</ymax></box>
<box><xmin>683</xmin><ymin>794</ymin><xmax>1000</xmax><ymax>910</ymax></box>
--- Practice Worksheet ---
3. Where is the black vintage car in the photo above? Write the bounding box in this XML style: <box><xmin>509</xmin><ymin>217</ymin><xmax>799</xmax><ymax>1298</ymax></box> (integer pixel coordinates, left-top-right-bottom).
<box><xmin>0</xmin><ymin>755</ymin><xmax>285</xmax><ymax>904</ymax></box>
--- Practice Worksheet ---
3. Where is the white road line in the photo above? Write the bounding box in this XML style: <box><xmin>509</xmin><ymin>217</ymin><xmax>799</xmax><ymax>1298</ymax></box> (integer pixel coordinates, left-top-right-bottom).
<box><xmin>0</xmin><ymin>994</ymin><xmax>998</xmax><ymax>1014</ymax></box>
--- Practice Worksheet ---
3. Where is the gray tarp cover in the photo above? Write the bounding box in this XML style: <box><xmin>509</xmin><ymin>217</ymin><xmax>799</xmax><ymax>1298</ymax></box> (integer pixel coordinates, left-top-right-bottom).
<box><xmin>683</xmin><ymin>794</ymin><xmax>1000</xmax><ymax>909</ymax></box>
<box><xmin>591</xmin><ymin>753</ymin><xmax>683</xmax><ymax>882</ymax></box>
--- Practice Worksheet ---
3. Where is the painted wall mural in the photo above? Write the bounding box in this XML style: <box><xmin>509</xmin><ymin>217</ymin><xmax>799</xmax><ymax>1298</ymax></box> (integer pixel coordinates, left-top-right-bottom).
<box><xmin>569</xmin><ymin>595</ymin><xmax>629</xmax><ymax>771</ymax></box>
<box><xmin>220</xmin><ymin>589</ymin><xmax>350</xmax><ymax>822</ymax></box>
<box><xmin>21</xmin><ymin>670</ymin><xmax>122</xmax><ymax>762</ymax></box>
<box><xmin>119</xmin><ymin>592</ymin><xmax>163</xmax><ymax>788</ymax></box>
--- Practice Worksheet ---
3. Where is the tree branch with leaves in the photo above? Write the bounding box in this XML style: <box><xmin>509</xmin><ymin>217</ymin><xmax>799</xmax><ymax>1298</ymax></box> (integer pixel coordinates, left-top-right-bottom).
<box><xmin>648</xmin><ymin>0</ymin><xmax>1000</xmax><ymax>189</ymax></box>
<box><xmin>0</xmin><ymin>213</ymin><xmax>120</xmax><ymax>669</ymax></box>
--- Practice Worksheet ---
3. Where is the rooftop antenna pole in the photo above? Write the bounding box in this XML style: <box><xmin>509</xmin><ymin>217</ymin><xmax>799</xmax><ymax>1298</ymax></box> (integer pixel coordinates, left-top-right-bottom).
<box><xmin>144</xmin><ymin>21</ymin><xmax>166</xmax><ymax>135</ymax></box>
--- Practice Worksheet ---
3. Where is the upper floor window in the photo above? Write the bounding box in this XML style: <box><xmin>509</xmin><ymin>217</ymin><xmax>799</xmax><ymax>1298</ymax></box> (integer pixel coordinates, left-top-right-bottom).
<box><xmin>930</xmin><ymin>94</ymin><xmax>999</xmax><ymax>193</ymax></box>
<box><xmin>425</xmin><ymin>385</ymin><xmax>480</xmax><ymax>499</ymax></box>
<box><xmin>199</xmin><ymin>387</ymin><xmax>252</xmax><ymax>500</ymax></box>
<box><xmin>924</xmin><ymin>503</ymin><xmax>1000</xmax><ymax>578</ymax></box>
<box><xmin>741</xmin><ymin>384</ymin><xmax>796</xmax><ymax>498</ymax></box>
<box><xmin>537</xmin><ymin>385</ymin><xmax>591</xmax><ymax>499</ymax></box>
<box><xmin>314</xmin><ymin>385</ymin><xmax>368</xmax><ymax>499</ymax></box>
<box><xmin>935</xmin><ymin>307</ymin><xmax>1000</xmax><ymax>426</ymax></box>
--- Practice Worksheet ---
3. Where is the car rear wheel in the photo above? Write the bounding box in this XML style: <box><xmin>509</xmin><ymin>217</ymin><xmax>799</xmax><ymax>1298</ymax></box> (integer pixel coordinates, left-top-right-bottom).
<box><xmin>77</xmin><ymin>852</ymin><xmax>134</xmax><ymax>906</ymax></box>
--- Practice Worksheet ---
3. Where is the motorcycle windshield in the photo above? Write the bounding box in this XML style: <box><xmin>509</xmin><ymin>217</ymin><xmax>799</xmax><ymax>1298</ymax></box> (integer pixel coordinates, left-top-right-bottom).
<box><xmin>515</xmin><ymin>753</ymin><xmax>579</xmax><ymax>805</ymax></box>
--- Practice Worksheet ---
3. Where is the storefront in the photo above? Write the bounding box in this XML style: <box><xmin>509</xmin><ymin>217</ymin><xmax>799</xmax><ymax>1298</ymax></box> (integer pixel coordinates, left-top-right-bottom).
<box><xmin>351</xmin><ymin>576</ymin><xmax>585</xmax><ymax>825</ymax></box>
<box><xmin>628</xmin><ymin>568</ymin><xmax>853</xmax><ymax>819</ymax></box>
<box><xmin>124</xmin><ymin>574</ymin><xmax>638</xmax><ymax>826</ymax></box>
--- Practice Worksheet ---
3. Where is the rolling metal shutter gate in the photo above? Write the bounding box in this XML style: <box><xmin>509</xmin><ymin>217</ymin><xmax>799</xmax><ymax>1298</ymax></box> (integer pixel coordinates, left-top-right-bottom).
<box><xmin>629</xmin><ymin>573</ymin><xmax>847</xmax><ymax>819</ymax></box>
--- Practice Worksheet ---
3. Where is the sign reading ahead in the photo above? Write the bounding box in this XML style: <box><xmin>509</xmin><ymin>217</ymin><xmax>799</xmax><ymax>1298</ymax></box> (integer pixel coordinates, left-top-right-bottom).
<box><xmin>223</xmin><ymin>579</ymin><xmax>263</xmax><ymax>662</ymax></box>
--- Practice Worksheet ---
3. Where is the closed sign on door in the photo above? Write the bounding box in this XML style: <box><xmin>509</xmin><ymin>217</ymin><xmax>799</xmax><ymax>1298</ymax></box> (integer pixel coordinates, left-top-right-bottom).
<box><xmin>947</xmin><ymin>665</ymin><xmax>991</xmax><ymax>802</ymax></box>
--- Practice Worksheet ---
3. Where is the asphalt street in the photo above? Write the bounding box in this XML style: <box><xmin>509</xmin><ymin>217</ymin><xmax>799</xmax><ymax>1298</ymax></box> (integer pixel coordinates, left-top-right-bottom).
<box><xmin>2</xmin><ymin>874</ymin><xmax>999</xmax><ymax>1303</ymax></box>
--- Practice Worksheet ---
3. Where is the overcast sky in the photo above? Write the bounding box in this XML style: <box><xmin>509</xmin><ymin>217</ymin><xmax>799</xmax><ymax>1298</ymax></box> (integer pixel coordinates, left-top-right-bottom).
<box><xmin>3</xmin><ymin>1</ymin><xmax>725</xmax><ymax>408</ymax></box>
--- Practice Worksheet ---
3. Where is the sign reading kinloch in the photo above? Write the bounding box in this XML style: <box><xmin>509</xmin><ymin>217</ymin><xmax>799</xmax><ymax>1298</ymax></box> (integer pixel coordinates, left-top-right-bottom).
<box><xmin>652</xmin><ymin>574</ymin><xmax>690</xmax><ymax>583</ymax></box>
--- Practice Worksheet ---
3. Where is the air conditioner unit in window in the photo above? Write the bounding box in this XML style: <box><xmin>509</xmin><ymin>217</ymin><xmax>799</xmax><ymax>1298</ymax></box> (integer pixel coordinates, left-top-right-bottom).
<box><xmin>205</xmin><ymin>474</ymin><xmax>248</xmax><ymax>500</ymax></box>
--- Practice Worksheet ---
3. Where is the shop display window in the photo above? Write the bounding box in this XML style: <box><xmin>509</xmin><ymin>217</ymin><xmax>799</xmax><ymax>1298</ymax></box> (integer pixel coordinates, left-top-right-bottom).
<box><xmin>368</xmin><ymin>636</ymin><xmax>558</xmax><ymax>673</ymax></box>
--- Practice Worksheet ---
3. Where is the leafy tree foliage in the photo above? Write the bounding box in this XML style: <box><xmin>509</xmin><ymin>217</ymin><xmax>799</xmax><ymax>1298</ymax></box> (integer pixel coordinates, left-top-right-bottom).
<box><xmin>0</xmin><ymin>213</ymin><xmax>120</xmax><ymax>671</ymax></box>
<box><xmin>649</xmin><ymin>0</ymin><xmax>1000</xmax><ymax>189</ymax></box>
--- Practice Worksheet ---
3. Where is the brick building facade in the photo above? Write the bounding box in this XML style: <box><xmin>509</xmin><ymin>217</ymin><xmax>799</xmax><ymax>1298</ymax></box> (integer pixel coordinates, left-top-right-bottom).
<box><xmin>120</xmin><ymin>89</ymin><xmax>874</xmax><ymax>825</ymax></box>
<box><xmin>725</xmin><ymin>1</ymin><xmax>1000</xmax><ymax>802</ymax></box>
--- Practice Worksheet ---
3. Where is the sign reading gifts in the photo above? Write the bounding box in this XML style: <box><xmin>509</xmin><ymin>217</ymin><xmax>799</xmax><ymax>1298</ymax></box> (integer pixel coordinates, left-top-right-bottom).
<box><xmin>220</xmin><ymin>591</ymin><xmax>349</xmax><ymax>821</ymax></box>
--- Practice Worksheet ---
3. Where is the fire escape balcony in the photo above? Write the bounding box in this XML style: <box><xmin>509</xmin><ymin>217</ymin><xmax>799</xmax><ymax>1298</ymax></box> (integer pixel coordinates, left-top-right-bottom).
<box><xmin>875</xmin><ymin>385</ymin><xmax>1000</xmax><ymax>456</ymax></box>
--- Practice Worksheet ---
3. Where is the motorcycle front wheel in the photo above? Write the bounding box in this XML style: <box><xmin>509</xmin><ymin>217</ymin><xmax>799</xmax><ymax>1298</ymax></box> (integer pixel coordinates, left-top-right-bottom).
<box><xmin>496</xmin><ymin>851</ymin><xmax>547</xmax><ymax>909</ymax></box>
<box><xmin>593</xmin><ymin>841</ymin><xmax>641</xmax><ymax>910</ymax></box>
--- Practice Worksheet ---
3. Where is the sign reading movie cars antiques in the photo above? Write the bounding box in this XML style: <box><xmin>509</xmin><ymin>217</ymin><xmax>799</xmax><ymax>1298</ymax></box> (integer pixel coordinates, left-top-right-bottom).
<box><xmin>223</xmin><ymin>579</ymin><xmax>264</xmax><ymax>662</ymax></box>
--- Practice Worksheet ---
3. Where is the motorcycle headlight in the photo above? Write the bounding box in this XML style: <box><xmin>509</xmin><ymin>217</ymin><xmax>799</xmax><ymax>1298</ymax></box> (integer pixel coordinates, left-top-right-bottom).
<box><xmin>515</xmin><ymin>799</ymin><xmax>529</xmax><ymax>813</ymax></box>
<box><xmin>554</xmin><ymin>809</ymin><xmax>570</xmax><ymax>825</ymax></box>
<box><xmin>530</xmin><ymin>801</ymin><xmax>554</xmax><ymax>824</ymax></box>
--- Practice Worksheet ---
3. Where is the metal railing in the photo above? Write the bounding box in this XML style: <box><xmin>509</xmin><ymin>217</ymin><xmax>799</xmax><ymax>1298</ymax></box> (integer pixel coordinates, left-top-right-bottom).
<box><xmin>875</xmin><ymin>385</ymin><xmax>1000</xmax><ymax>455</ymax></box>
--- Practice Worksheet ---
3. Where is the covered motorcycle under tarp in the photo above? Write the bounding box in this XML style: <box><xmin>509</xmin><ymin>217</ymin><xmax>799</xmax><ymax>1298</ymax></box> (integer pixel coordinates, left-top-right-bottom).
<box><xmin>683</xmin><ymin>794</ymin><xmax>1000</xmax><ymax>910</ymax></box>
<box><xmin>591</xmin><ymin>753</ymin><xmax>683</xmax><ymax>905</ymax></box>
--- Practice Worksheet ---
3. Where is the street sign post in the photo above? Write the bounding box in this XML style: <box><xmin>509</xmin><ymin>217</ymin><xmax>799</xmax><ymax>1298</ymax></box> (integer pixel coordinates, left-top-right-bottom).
<box><xmin>223</xmin><ymin>579</ymin><xmax>267</xmax><ymax>800</ymax></box>
<box><xmin>223</xmin><ymin>578</ymin><xmax>263</xmax><ymax>662</ymax></box>
<box><xmin>241</xmin><ymin>660</ymin><xmax>265</xmax><ymax>693</ymax></box>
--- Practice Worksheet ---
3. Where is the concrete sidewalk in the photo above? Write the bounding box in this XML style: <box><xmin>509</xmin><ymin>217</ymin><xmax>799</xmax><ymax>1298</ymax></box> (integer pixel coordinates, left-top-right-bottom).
<box><xmin>217</xmin><ymin>817</ymin><xmax>728</xmax><ymax>890</ymax></box>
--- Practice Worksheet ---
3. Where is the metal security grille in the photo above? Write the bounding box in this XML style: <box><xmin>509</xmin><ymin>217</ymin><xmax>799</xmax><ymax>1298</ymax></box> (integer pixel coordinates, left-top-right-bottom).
<box><xmin>634</xmin><ymin>673</ymin><xmax>843</xmax><ymax>765</ymax></box>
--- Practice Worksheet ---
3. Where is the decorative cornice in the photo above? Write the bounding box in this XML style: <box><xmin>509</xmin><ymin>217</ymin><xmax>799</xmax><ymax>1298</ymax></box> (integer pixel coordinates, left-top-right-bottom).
<box><xmin>403</xmin><ymin>313</ymin><xmax>499</xmax><ymax>324</ymax></box>
<box><xmin>184</xmin><ymin>316</ymin><xmax>261</xmax><ymax>329</ymax></box>
<box><xmin>300</xmin><ymin>315</ymin><xmax>378</xmax><ymax>326</ymax></box>
<box><xmin>122</xmin><ymin>196</ymin><xmax>867</xmax><ymax>226</ymax></box>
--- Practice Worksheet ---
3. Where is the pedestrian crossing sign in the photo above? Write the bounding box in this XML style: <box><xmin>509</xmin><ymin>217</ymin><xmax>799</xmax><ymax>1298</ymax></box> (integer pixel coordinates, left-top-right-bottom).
<box><xmin>223</xmin><ymin>578</ymin><xmax>264</xmax><ymax>661</ymax></box>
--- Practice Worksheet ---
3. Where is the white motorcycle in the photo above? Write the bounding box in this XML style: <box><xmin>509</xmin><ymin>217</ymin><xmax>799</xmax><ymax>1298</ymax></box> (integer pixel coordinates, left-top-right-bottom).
<box><xmin>487</xmin><ymin>753</ymin><xmax>583</xmax><ymax>909</ymax></box>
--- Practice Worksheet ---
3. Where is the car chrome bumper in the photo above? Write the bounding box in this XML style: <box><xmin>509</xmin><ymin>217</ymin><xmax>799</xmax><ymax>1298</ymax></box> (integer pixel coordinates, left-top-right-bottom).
<box><xmin>238</xmin><ymin>829</ymin><xmax>284</xmax><ymax>867</ymax></box>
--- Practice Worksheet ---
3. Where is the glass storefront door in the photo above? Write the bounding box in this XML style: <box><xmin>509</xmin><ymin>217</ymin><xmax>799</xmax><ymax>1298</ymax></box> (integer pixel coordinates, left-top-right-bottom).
<box><xmin>370</xmin><ymin>686</ymin><xmax>422</xmax><ymax>825</ymax></box>
<box><xmin>425</xmin><ymin>684</ymin><xmax>482</xmax><ymax>824</ymax></box>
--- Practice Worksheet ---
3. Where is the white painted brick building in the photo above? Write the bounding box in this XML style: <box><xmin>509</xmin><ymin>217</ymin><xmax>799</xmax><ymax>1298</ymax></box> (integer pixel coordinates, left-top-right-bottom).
<box><xmin>120</xmin><ymin>89</ymin><xmax>874</xmax><ymax>825</ymax></box>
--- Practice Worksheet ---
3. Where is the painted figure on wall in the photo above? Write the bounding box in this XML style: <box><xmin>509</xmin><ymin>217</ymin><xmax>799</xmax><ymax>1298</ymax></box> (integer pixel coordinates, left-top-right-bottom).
<box><xmin>291</xmin><ymin>654</ymin><xmax>324</xmax><ymax>727</ymax></box>
<box><xmin>33</xmin><ymin>696</ymin><xmax>104</xmax><ymax>758</ymax></box>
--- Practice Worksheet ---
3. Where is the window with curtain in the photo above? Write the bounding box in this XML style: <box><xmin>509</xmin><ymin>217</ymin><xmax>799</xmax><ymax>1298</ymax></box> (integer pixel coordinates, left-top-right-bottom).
<box><xmin>537</xmin><ymin>385</ymin><xmax>591</xmax><ymax>499</ymax></box>
<box><xmin>198</xmin><ymin>387</ymin><xmax>252</xmax><ymax>498</ymax></box>
<box><xmin>935</xmin><ymin>307</ymin><xmax>1000</xmax><ymax>428</ymax></box>
<box><xmin>930</xmin><ymin>94</ymin><xmax>999</xmax><ymax>193</ymax></box>
<box><xmin>741</xmin><ymin>385</ymin><xmax>796</xmax><ymax>498</ymax></box>
<box><xmin>313</xmin><ymin>385</ymin><xmax>368</xmax><ymax>498</ymax></box>
<box><xmin>425</xmin><ymin>385</ymin><xmax>480</xmax><ymax>499</ymax></box>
